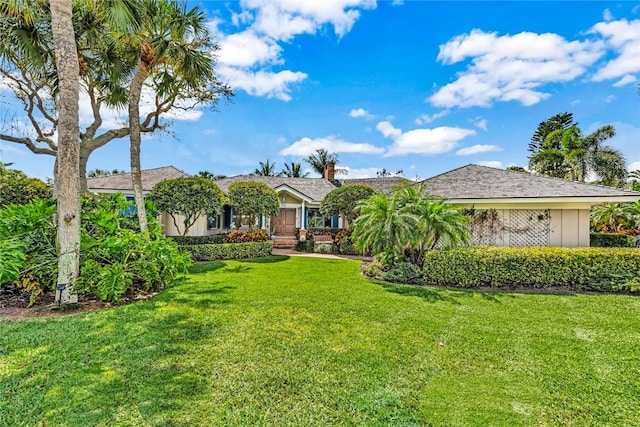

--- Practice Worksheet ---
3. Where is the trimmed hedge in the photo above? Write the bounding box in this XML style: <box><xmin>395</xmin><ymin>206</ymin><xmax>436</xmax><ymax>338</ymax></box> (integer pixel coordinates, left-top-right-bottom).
<box><xmin>590</xmin><ymin>233</ymin><xmax>635</xmax><ymax>248</ymax></box>
<box><xmin>423</xmin><ymin>246</ymin><xmax>640</xmax><ymax>293</ymax></box>
<box><xmin>180</xmin><ymin>241</ymin><xmax>273</xmax><ymax>261</ymax></box>
<box><xmin>169</xmin><ymin>234</ymin><xmax>227</xmax><ymax>245</ymax></box>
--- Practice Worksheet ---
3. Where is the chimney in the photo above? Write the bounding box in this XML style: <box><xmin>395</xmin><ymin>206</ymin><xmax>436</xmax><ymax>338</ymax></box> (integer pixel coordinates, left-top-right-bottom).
<box><xmin>324</xmin><ymin>162</ymin><xmax>335</xmax><ymax>181</ymax></box>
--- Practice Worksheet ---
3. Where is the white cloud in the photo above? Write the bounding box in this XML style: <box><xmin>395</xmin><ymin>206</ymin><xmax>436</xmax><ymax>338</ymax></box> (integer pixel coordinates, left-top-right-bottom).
<box><xmin>476</xmin><ymin>161</ymin><xmax>504</xmax><ymax>169</ymax></box>
<box><xmin>202</xmin><ymin>129</ymin><xmax>218</xmax><ymax>135</ymax></box>
<box><xmin>591</xmin><ymin>19</ymin><xmax>640</xmax><ymax>82</ymax></box>
<box><xmin>217</xmin><ymin>31</ymin><xmax>282</xmax><ymax>67</ymax></box>
<box><xmin>210</xmin><ymin>1</ymin><xmax>375</xmax><ymax>101</ymax></box>
<box><xmin>243</xmin><ymin>0</ymin><xmax>376</xmax><ymax>39</ymax></box>
<box><xmin>392</xmin><ymin>0</ymin><xmax>404</xmax><ymax>5</ymax></box>
<box><xmin>613</xmin><ymin>74</ymin><xmax>637</xmax><ymax>87</ymax></box>
<box><xmin>629</xmin><ymin>161</ymin><xmax>640</xmax><ymax>172</ymax></box>
<box><xmin>279</xmin><ymin>135</ymin><xmax>384</xmax><ymax>156</ymax></box>
<box><xmin>349</xmin><ymin>108</ymin><xmax>374</xmax><ymax>119</ymax></box>
<box><xmin>571</xmin><ymin>99</ymin><xmax>581</xmax><ymax>106</ymax></box>
<box><xmin>218</xmin><ymin>66</ymin><xmax>308</xmax><ymax>101</ymax></box>
<box><xmin>341</xmin><ymin>166</ymin><xmax>380</xmax><ymax>178</ymax></box>
<box><xmin>415</xmin><ymin>110</ymin><xmax>449</xmax><ymax>125</ymax></box>
<box><xmin>377</xmin><ymin>120</ymin><xmax>476</xmax><ymax>157</ymax></box>
<box><xmin>472</xmin><ymin>116</ymin><xmax>488</xmax><ymax>131</ymax></box>
<box><xmin>456</xmin><ymin>144</ymin><xmax>501</xmax><ymax>156</ymax></box>
<box><xmin>603</xmin><ymin>8</ymin><xmax>614</xmax><ymax>22</ymax></box>
<box><xmin>604</xmin><ymin>94</ymin><xmax>616</xmax><ymax>104</ymax></box>
<box><xmin>430</xmin><ymin>29</ymin><xmax>604</xmax><ymax>108</ymax></box>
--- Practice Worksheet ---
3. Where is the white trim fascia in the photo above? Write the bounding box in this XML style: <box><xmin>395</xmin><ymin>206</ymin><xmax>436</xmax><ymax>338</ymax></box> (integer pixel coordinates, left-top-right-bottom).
<box><xmin>447</xmin><ymin>196</ymin><xmax>640</xmax><ymax>205</ymax></box>
<box><xmin>273</xmin><ymin>185</ymin><xmax>315</xmax><ymax>203</ymax></box>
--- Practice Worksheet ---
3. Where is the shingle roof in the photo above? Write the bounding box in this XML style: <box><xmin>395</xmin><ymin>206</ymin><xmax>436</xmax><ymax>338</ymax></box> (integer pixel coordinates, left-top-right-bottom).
<box><xmin>86</xmin><ymin>166</ymin><xmax>188</xmax><ymax>192</ymax></box>
<box><xmin>214</xmin><ymin>175</ymin><xmax>339</xmax><ymax>202</ymax></box>
<box><xmin>422</xmin><ymin>164</ymin><xmax>640</xmax><ymax>199</ymax></box>
<box><xmin>339</xmin><ymin>177</ymin><xmax>409</xmax><ymax>194</ymax></box>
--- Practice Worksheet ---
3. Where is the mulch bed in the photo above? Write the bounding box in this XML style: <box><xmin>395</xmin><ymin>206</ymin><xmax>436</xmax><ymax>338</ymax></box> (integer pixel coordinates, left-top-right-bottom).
<box><xmin>0</xmin><ymin>283</ymin><xmax>158</xmax><ymax>322</ymax></box>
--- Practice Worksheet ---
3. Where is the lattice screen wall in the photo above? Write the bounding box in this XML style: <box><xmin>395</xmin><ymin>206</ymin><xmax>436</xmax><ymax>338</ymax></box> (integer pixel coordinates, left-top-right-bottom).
<box><xmin>508</xmin><ymin>209</ymin><xmax>550</xmax><ymax>247</ymax></box>
<box><xmin>468</xmin><ymin>209</ymin><xmax>550</xmax><ymax>247</ymax></box>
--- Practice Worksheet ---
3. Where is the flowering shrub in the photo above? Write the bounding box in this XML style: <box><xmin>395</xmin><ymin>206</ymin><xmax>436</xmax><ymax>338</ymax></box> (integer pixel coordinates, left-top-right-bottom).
<box><xmin>224</xmin><ymin>229</ymin><xmax>269</xmax><ymax>243</ymax></box>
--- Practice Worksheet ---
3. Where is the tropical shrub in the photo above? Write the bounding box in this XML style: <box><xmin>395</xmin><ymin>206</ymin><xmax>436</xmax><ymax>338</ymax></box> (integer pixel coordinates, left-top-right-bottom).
<box><xmin>384</xmin><ymin>262</ymin><xmax>423</xmax><ymax>285</ymax></box>
<box><xmin>352</xmin><ymin>183</ymin><xmax>468</xmax><ymax>267</ymax></box>
<box><xmin>313</xmin><ymin>243</ymin><xmax>335</xmax><ymax>254</ymax></box>
<box><xmin>180</xmin><ymin>241</ymin><xmax>273</xmax><ymax>261</ymax></box>
<box><xmin>224</xmin><ymin>229</ymin><xmax>269</xmax><ymax>243</ymax></box>
<box><xmin>227</xmin><ymin>181</ymin><xmax>279</xmax><ymax>230</ymax></box>
<box><xmin>0</xmin><ymin>194</ymin><xmax>191</xmax><ymax>305</ymax></box>
<box><xmin>148</xmin><ymin>177</ymin><xmax>224</xmax><ymax>236</ymax></box>
<box><xmin>169</xmin><ymin>234</ymin><xmax>227</xmax><ymax>245</ymax></box>
<box><xmin>320</xmin><ymin>184</ymin><xmax>376</xmax><ymax>222</ymax></box>
<box><xmin>0</xmin><ymin>166</ymin><xmax>52</xmax><ymax>207</ymax></box>
<box><xmin>423</xmin><ymin>246</ymin><xmax>640</xmax><ymax>293</ymax></box>
<box><xmin>361</xmin><ymin>261</ymin><xmax>387</xmax><ymax>281</ymax></box>
<box><xmin>294</xmin><ymin>239</ymin><xmax>314</xmax><ymax>253</ymax></box>
<box><xmin>590</xmin><ymin>233</ymin><xmax>635</xmax><ymax>247</ymax></box>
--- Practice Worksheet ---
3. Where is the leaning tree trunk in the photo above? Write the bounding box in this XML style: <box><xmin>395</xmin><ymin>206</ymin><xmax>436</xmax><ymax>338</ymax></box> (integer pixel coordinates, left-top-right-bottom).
<box><xmin>129</xmin><ymin>62</ymin><xmax>149</xmax><ymax>234</ymax></box>
<box><xmin>50</xmin><ymin>0</ymin><xmax>80</xmax><ymax>305</ymax></box>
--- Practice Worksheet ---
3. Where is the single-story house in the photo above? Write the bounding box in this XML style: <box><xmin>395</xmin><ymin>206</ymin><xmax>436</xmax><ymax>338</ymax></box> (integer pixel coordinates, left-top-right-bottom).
<box><xmin>422</xmin><ymin>165</ymin><xmax>640</xmax><ymax>247</ymax></box>
<box><xmin>87</xmin><ymin>164</ymin><xmax>640</xmax><ymax>248</ymax></box>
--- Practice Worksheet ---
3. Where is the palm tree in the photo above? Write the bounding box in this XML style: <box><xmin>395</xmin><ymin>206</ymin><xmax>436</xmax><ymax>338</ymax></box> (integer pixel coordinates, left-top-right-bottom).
<box><xmin>529</xmin><ymin>122</ymin><xmax>627</xmax><ymax>185</ymax></box>
<box><xmin>351</xmin><ymin>192</ymin><xmax>417</xmax><ymax>265</ymax></box>
<box><xmin>393</xmin><ymin>184</ymin><xmax>469</xmax><ymax>266</ymax></box>
<box><xmin>50</xmin><ymin>0</ymin><xmax>80</xmax><ymax>305</ymax></box>
<box><xmin>254</xmin><ymin>159</ymin><xmax>278</xmax><ymax>176</ymax></box>
<box><xmin>197</xmin><ymin>170</ymin><xmax>226</xmax><ymax>180</ymax></box>
<box><xmin>590</xmin><ymin>204</ymin><xmax>630</xmax><ymax>232</ymax></box>
<box><xmin>124</xmin><ymin>0</ymin><xmax>226</xmax><ymax>233</ymax></box>
<box><xmin>627</xmin><ymin>170</ymin><xmax>640</xmax><ymax>192</ymax></box>
<box><xmin>280</xmin><ymin>162</ymin><xmax>308</xmax><ymax>178</ymax></box>
<box><xmin>305</xmin><ymin>148</ymin><xmax>348</xmax><ymax>176</ymax></box>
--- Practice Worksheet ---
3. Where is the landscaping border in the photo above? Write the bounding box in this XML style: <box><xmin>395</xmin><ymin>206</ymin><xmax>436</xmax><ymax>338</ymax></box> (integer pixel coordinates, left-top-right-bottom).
<box><xmin>180</xmin><ymin>241</ymin><xmax>273</xmax><ymax>261</ymax></box>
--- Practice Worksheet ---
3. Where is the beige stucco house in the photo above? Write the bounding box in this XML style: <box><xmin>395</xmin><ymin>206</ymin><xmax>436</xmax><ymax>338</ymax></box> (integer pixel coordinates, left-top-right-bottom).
<box><xmin>422</xmin><ymin>165</ymin><xmax>640</xmax><ymax>247</ymax></box>
<box><xmin>87</xmin><ymin>164</ymin><xmax>640</xmax><ymax>248</ymax></box>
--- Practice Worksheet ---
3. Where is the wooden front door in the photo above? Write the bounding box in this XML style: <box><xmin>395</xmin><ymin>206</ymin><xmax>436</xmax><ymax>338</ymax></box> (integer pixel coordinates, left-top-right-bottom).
<box><xmin>271</xmin><ymin>209</ymin><xmax>296</xmax><ymax>236</ymax></box>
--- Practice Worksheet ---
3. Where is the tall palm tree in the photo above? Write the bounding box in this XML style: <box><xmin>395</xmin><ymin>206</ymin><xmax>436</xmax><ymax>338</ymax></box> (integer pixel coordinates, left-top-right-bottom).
<box><xmin>0</xmin><ymin>1</ymin><xmax>139</xmax><ymax>192</ymax></box>
<box><xmin>305</xmin><ymin>148</ymin><xmax>348</xmax><ymax>176</ymax></box>
<box><xmin>254</xmin><ymin>159</ymin><xmax>277</xmax><ymax>176</ymax></box>
<box><xmin>280</xmin><ymin>162</ymin><xmax>308</xmax><ymax>178</ymax></box>
<box><xmin>529</xmin><ymin>123</ymin><xmax>627</xmax><ymax>185</ymax></box>
<box><xmin>124</xmin><ymin>0</ymin><xmax>227</xmax><ymax>233</ymax></box>
<box><xmin>49</xmin><ymin>0</ymin><xmax>80</xmax><ymax>305</ymax></box>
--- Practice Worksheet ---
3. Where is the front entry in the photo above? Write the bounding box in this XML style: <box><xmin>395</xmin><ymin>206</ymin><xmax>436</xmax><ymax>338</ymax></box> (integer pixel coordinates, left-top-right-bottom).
<box><xmin>271</xmin><ymin>208</ymin><xmax>296</xmax><ymax>236</ymax></box>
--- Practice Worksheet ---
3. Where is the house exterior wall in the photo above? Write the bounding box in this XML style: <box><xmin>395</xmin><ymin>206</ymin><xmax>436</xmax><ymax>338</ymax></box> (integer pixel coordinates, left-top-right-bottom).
<box><xmin>460</xmin><ymin>202</ymin><xmax>592</xmax><ymax>248</ymax></box>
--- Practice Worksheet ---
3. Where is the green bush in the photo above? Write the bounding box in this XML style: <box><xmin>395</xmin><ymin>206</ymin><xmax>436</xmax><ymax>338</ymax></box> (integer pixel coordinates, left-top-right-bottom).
<box><xmin>361</xmin><ymin>261</ymin><xmax>387</xmax><ymax>281</ymax></box>
<box><xmin>384</xmin><ymin>262</ymin><xmax>423</xmax><ymax>285</ymax></box>
<box><xmin>0</xmin><ymin>194</ymin><xmax>191</xmax><ymax>305</ymax></box>
<box><xmin>423</xmin><ymin>246</ymin><xmax>640</xmax><ymax>293</ymax></box>
<box><xmin>169</xmin><ymin>234</ymin><xmax>227</xmax><ymax>245</ymax></box>
<box><xmin>295</xmin><ymin>240</ymin><xmax>313</xmax><ymax>253</ymax></box>
<box><xmin>180</xmin><ymin>241</ymin><xmax>273</xmax><ymax>261</ymax></box>
<box><xmin>313</xmin><ymin>243</ymin><xmax>336</xmax><ymax>254</ymax></box>
<box><xmin>590</xmin><ymin>233</ymin><xmax>635</xmax><ymax>247</ymax></box>
<box><xmin>224</xmin><ymin>229</ymin><xmax>269</xmax><ymax>243</ymax></box>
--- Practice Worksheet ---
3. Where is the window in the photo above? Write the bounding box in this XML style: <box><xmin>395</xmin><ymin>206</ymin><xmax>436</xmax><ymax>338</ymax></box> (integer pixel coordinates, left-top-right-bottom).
<box><xmin>307</xmin><ymin>208</ymin><xmax>331</xmax><ymax>228</ymax></box>
<box><xmin>121</xmin><ymin>196</ymin><xmax>137</xmax><ymax>216</ymax></box>
<box><xmin>207</xmin><ymin>214</ymin><xmax>220</xmax><ymax>230</ymax></box>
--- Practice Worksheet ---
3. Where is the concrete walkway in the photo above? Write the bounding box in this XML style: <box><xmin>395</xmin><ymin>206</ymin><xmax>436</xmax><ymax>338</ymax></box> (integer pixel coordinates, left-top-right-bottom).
<box><xmin>272</xmin><ymin>248</ymin><xmax>373</xmax><ymax>262</ymax></box>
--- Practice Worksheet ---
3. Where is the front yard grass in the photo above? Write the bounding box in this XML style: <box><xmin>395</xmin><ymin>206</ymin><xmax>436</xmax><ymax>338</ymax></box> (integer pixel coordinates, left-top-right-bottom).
<box><xmin>1</xmin><ymin>256</ymin><xmax>639</xmax><ymax>426</ymax></box>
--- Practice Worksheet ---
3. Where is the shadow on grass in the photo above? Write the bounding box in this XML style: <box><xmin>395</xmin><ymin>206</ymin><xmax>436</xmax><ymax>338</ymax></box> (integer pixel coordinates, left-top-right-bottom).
<box><xmin>188</xmin><ymin>261</ymin><xmax>226</xmax><ymax>274</ymax></box>
<box><xmin>239</xmin><ymin>255</ymin><xmax>289</xmax><ymax>264</ymax></box>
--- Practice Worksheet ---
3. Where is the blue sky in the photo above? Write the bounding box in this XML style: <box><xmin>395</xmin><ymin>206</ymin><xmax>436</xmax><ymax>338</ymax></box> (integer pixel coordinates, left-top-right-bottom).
<box><xmin>2</xmin><ymin>0</ymin><xmax>640</xmax><ymax>181</ymax></box>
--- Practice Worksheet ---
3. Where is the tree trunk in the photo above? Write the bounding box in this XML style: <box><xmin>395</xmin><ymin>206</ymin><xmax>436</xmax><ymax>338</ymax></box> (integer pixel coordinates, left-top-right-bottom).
<box><xmin>129</xmin><ymin>62</ymin><xmax>149</xmax><ymax>234</ymax></box>
<box><xmin>50</xmin><ymin>0</ymin><xmax>80</xmax><ymax>305</ymax></box>
<box><xmin>79</xmin><ymin>148</ymin><xmax>90</xmax><ymax>194</ymax></box>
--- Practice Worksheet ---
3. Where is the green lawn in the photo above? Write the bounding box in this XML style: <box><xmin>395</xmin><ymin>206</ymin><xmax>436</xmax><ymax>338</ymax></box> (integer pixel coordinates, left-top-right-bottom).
<box><xmin>1</xmin><ymin>256</ymin><xmax>640</xmax><ymax>426</ymax></box>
